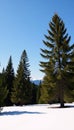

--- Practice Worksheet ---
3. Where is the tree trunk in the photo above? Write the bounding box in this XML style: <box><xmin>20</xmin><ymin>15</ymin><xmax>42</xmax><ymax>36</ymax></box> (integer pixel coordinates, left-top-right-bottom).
<box><xmin>59</xmin><ymin>81</ymin><xmax>64</xmax><ymax>108</ymax></box>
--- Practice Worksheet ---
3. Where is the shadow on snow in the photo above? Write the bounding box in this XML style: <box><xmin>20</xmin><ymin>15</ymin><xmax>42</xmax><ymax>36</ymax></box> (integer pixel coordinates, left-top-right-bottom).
<box><xmin>0</xmin><ymin>111</ymin><xmax>44</xmax><ymax>116</ymax></box>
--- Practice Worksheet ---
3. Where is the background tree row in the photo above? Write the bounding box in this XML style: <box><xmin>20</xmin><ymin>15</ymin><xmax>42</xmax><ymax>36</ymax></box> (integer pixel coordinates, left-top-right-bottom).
<box><xmin>0</xmin><ymin>50</ymin><xmax>38</xmax><ymax>106</ymax></box>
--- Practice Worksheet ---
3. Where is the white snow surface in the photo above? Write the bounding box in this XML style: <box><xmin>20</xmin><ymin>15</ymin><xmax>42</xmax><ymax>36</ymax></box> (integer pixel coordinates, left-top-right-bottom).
<box><xmin>0</xmin><ymin>103</ymin><xmax>74</xmax><ymax>130</ymax></box>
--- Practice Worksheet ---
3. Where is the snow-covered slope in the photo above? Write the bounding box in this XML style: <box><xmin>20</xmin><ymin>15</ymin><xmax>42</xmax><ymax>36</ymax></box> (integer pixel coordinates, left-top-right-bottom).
<box><xmin>0</xmin><ymin>103</ymin><xmax>74</xmax><ymax>130</ymax></box>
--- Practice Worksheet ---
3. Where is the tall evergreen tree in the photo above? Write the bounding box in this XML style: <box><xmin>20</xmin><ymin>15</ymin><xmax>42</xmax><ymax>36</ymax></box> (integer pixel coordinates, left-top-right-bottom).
<box><xmin>21</xmin><ymin>50</ymin><xmax>30</xmax><ymax>79</ymax></box>
<box><xmin>11</xmin><ymin>50</ymin><xmax>32</xmax><ymax>105</ymax></box>
<box><xmin>5</xmin><ymin>56</ymin><xmax>14</xmax><ymax>106</ymax></box>
<box><xmin>0</xmin><ymin>72</ymin><xmax>8</xmax><ymax>107</ymax></box>
<box><xmin>64</xmin><ymin>56</ymin><xmax>74</xmax><ymax>102</ymax></box>
<box><xmin>37</xmin><ymin>81</ymin><xmax>42</xmax><ymax>103</ymax></box>
<box><xmin>40</xmin><ymin>14</ymin><xmax>74</xmax><ymax>107</ymax></box>
<box><xmin>31</xmin><ymin>83</ymin><xmax>38</xmax><ymax>104</ymax></box>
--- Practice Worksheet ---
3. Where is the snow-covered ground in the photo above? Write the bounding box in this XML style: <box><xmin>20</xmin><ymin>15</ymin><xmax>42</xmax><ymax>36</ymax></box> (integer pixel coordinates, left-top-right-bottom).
<box><xmin>0</xmin><ymin>103</ymin><xmax>74</xmax><ymax>130</ymax></box>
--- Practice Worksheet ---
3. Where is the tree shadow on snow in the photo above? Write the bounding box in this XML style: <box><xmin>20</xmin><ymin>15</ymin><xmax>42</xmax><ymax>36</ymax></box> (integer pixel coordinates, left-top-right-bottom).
<box><xmin>0</xmin><ymin>111</ymin><xmax>44</xmax><ymax>116</ymax></box>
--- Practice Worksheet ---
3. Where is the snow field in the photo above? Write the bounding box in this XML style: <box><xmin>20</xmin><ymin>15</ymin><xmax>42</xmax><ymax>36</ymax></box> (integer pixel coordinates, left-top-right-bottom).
<box><xmin>0</xmin><ymin>104</ymin><xmax>74</xmax><ymax>130</ymax></box>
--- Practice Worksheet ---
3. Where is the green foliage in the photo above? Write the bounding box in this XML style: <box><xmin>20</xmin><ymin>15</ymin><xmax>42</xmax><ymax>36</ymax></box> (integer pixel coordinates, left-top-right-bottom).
<box><xmin>20</xmin><ymin>50</ymin><xmax>30</xmax><ymax>79</ymax></box>
<box><xmin>40</xmin><ymin>14</ymin><xmax>74</xmax><ymax>107</ymax></box>
<box><xmin>5</xmin><ymin>56</ymin><xmax>14</xmax><ymax>106</ymax></box>
<box><xmin>0</xmin><ymin>14</ymin><xmax>74</xmax><ymax>107</ymax></box>
<box><xmin>0</xmin><ymin>73</ymin><xmax>8</xmax><ymax>107</ymax></box>
<box><xmin>11</xmin><ymin>50</ymin><xmax>32</xmax><ymax>105</ymax></box>
<box><xmin>31</xmin><ymin>83</ymin><xmax>38</xmax><ymax>104</ymax></box>
<box><xmin>36</xmin><ymin>81</ymin><xmax>42</xmax><ymax>103</ymax></box>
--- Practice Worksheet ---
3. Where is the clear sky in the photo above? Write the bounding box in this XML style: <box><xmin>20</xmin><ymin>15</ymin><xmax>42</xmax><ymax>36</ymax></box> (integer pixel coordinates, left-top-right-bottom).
<box><xmin>0</xmin><ymin>0</ymin><xmax>74</xmax><ymax>80</ymax></box>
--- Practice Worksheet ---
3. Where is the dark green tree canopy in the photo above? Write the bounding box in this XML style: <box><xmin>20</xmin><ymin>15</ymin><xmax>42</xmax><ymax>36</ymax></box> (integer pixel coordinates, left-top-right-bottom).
<box><xmin>40</xmin><ymin>14</ymin><xmax>74</xmax><ymax>107</ymax></box>
<box><xmin>5</xmin><ymin>56</ymin><xmax>14</xmax><ymax>106</ymax></box>
<box><xmin>20</xmin><ymin>50</ymin><xmax>30</xmax><ymax>79</ymax></box>
<box><xmin>11</xmin><ymin>50</ymin><xmax>32</xmax><ymax>105</ymax></box>
<box><xmin>0</xmin><ymin>72</ymin><xmax>8</xmax><ymax>107</ymax></box>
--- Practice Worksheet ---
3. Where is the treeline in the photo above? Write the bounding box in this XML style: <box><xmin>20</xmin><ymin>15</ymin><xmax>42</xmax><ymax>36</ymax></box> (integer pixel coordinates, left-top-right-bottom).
<box><xmin>0</xmin><ymin>50</ymin><xmax>39</xmax><ymax>107</ymax></box>
<box><xmin>1</xmin><ymin>14</ymin><xmax>74</xmax><ymax>108</ymax></box>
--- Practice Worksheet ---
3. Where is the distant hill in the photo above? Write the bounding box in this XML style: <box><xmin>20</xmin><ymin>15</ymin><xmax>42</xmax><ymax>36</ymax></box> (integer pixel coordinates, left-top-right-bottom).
<box><xmin>31</xmin><ymin>80</ymin><xmax>42</xmax><ymax>85</ymax></box>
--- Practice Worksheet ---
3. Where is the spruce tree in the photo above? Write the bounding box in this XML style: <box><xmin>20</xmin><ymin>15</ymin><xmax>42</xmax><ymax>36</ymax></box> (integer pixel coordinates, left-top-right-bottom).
<box><xmin>11</xmin><ymin>50</ymin><xmax>32</xmax><ymax>105</ymax></box>
<box><xmin>31</xmin><ymin>83</ymin><xmax>38</xmax><ymax>104</ymax></box>
<box><xmin>40</xmin><ymin>14</ymin><xmax>74</xmax><ymax>107</ymax></box>
<box><xmin>64</xmin><ymin>56</ymin><xmax>74</xmax><ymax>102</ymax></box>
<box><xmin>37</xmin><ymin>81</ymin><xmax>42</xmax><ymax>103</ymax></box>
<box><xmin>0</xmin><ymin>72</ymin><xmax>8</xmax><ymax>108</ymax></box>
<box><xmin>5</xmin><ymin>56</ymin><xmax>14</xmax><ymax>106</ymax></box>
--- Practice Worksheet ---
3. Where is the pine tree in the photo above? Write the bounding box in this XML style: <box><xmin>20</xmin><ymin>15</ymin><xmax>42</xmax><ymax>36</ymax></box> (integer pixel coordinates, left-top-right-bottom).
<box><xmin>31</xmin><ymin>83</ymin><xmax>38</xmax><ymax>104</ymax></box>
<box><xmin>11</xmin><ymin>50</ymin><xmax>32</xmax><ymax>105</ymax></box>
<box><xmin>5</xmin><ymin>56</ymin><xmax>14</xmax><ymax>106</ymax></box>
<box><xmin>64</xmin><ymin>56</ymin><xmax>74</xmax><ymax>102</ymax></box>
<box><xmin>40</xmin><ymin>14</ymin><xmax>74</xmax><ymax>107</ymax></box>
<box><xmin>0</xmin><ymin>72</ymin><xmax>8</xmax><ymax>108</ymax></box>
<box><xmin>37</xmin><ymin>81</ymin><xmax>42</xmax><ymax>103</ymax></box>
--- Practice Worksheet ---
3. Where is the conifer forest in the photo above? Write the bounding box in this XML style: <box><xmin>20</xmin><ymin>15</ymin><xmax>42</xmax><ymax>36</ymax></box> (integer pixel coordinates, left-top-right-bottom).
<box><xmin>0</xmin><ymin>14</ymin><xmax>74</xmax><ymax>108</ymax></box>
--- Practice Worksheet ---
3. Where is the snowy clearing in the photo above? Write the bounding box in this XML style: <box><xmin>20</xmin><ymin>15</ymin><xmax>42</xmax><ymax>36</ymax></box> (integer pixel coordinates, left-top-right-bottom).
<box><xmin>0</xmin><ymin>103</ymin><xmax>74</xmax><ymax>130</ymax></box>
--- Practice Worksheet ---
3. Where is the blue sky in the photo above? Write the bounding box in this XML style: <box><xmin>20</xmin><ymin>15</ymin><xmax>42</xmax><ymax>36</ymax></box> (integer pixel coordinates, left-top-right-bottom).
<box><xmin>0</xmin><ymin>0</ymin><xmax>74</xmax><ymax>80</ymax></box>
